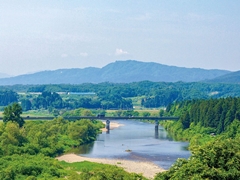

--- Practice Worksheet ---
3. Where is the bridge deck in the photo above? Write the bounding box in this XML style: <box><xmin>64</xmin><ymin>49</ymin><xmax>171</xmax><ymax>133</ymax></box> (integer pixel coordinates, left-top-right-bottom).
<box><xmin>0</xmin><ymin>116</ymin><xmax>179</xmax><ymax>121</ymax></box>
<box><xmin>64</xmin><ymin>116</ymin><xmax>179</xmax><ymax>120</ymax></box>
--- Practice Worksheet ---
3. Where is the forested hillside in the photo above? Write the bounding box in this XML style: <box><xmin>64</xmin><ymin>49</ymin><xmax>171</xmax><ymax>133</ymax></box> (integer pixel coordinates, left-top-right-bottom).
<box><xmin>166</xmin><ymin>97</ymin><xmax>240</xmax><ymax>134</ymax></box>
<box><xmin>206</xmin><ymin>70</ymin><xmax>240</xmax><ymax>83</ymax></box>
<box><xmin>155</xmin><ymin>98</ymin><xmax>240</xmax><ymax>179</ymax></box>
<box><xmin>1</xmin><ymin>81</ymin><xmax>240</xmax><ymax>112</ymax></box>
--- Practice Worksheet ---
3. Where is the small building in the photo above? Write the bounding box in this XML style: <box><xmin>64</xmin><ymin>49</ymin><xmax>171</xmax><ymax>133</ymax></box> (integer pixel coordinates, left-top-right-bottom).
<box><xmin>67</xmin><ymin>92</ymin><xmax>96</xmax><ymax>95</ymax></box>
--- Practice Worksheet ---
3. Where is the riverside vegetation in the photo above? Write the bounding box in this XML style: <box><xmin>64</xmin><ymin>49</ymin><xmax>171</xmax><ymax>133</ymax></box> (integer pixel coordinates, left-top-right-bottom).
<box><xmin>0</xmin><ymin>82</ymin><xmax>240</xmax><ymax>179</ymax></box>
<box><xmin>155</xmin><ymin>97</ymin><xmax>240</xmax><ymax>179</ymax></box>
<box><xmin>0</xmin><ymin>103</ymin><xmax>147</xmax><ymax>179</ymax></box>
<box><xmin>1</xmin><ymin>99</ymin><xmax>240</xmax><ymax>179</ymax></box>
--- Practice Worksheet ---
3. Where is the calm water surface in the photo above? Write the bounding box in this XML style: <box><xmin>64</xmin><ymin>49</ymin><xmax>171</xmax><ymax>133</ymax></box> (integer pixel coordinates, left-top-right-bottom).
<box><xmin>78</xmin><ymin>120</ymin><xmax>190</xmax><ymax>169</ymax></box>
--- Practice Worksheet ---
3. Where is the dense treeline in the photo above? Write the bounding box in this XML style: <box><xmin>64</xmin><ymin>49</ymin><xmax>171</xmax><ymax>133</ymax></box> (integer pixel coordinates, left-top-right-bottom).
<box><xmin>0</xmin><ymin>90</ymin><xmax>18</xmax><ymax>106</ymax></box>
<box><xmin>23</xmin><ymin>81</ymin><xmax>240</xmax><ymax>100</ymax></box>
<box><xmin>0</xmin><ymin>104</ymin><xmax>146</xmax><ymax>179</ymax></box>
<box><xmin>161</xmin><ymin>98</ymin><xmax>240</xmax><ymax>144</ymax></box>
<box><xmin>1</xmin><ymin>81</ymin><xmax>240</xmax><ymax>109</ymax></box>
<box><xmin>166</xmin><ymin>97</ymin><xmax>240</xmax><ymax>134</ymax></box>
<box><xmin>155</xmin><ymin>98</ymin><xmax>240</xmax><ymax>179</ymax></box>
<box><xmin>0</xmin><ymin>118</ymin><xmax>103</xmax><ymax>157</ymax></box>
<box><xmin>0</xmin><ymin>104</ymin><xmax>102</xmax><ymax>157</ymax></box>
<box><xmin>20</xmin><ymin>91</ymin><xmax>133</xmax><ymax>111</ymax></box>
<box><xmin>61</xmin><ymin>106</ymin><xmax>161</xmax><ymax>118</ymax></box>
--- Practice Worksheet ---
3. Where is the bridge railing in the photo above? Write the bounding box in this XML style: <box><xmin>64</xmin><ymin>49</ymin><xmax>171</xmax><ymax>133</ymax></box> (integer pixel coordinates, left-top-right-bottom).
<box><xmin>0</xmin><ymin>116</ymin><xmax>179</xmax><ymax>121</ymax></box>
<box><xmin>29</xmin><ymin>116</ymin><xmax>178</xmax><ymax>121</ymax></box>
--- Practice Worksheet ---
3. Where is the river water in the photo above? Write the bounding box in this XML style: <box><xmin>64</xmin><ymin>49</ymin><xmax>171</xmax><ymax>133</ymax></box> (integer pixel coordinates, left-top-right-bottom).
<box><xmin>78</xmin><ymin>120</ymin><xmax>190</xmax><ymax>169</ymax></box>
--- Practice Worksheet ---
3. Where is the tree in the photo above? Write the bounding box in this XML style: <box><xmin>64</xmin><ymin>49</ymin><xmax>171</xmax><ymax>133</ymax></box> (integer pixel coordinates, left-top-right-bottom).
<box><xmin>159</xmin><ymin>109</ymin><xmax>165</xmax><ymax>117</ymax></box>
<box><xmin>81</xmin><ymin>109</ymin><xmax>93</xmax><ymax>116</ymax></box>
<box><xmin>155</xmin><ymin>138</ymin><xmax>240</xmax><ymax>180</ymax></box>
<box><xmin>3</xmin><ymin>103</ymin><xmax>25</xmax><ymax>127</ymax></box>
<box><xmin>20</xmin><ymin>99</ymin><xmax>32</xmax><ymax>111</ymax></box>
<box><xmin>142</xmin><ymin>111</ymin><xmax>150</xmax><ymax>117</ymax></box>
<box><xmin>180</xmin><ymin>111</ymin><xmax>190</xmax><ymax>129</ymax></box>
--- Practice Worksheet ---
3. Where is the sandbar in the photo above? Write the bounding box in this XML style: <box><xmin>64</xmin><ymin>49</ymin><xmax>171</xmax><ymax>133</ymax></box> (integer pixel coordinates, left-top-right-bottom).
<box><xmin>56</xmin><ymin>153</ymin><xmax>165</xmax><ymax>179</ymax></box>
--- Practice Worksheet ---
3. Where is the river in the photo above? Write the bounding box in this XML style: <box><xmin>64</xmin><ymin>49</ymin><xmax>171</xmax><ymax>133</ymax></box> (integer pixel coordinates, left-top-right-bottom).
<box><xmin>78</xmin><ymin>120</ymin><xmax>190</xmax><ymax>169</ymax></box>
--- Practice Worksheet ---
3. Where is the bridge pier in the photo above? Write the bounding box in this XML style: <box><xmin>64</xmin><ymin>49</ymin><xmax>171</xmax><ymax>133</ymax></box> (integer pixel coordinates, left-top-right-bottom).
<box><xmin>155</xmin><ymin>120</ymin><xmax>159</xmax><ymax>130</ymax></box>
<box><xmin>106</xmin><ymin>119</ymin><xmax>110</xmax><ymax>133</ymax></box>
<box><xmin>155</xmin><ymin>120</ymin><xmax>159</xmax><ymax>138</ymax></box>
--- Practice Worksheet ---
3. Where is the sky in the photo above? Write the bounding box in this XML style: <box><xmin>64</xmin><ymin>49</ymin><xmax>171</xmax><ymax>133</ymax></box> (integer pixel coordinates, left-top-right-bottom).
<box><xmin>1</xmin><ymin>0</ymin><xmax>240</xmax><ymax>76</ymax></box>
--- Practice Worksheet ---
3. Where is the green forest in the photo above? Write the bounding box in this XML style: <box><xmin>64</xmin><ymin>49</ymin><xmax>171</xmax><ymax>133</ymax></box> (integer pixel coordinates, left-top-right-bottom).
<box><xmin>0</xmin><ymin>81</ymin><xmax>240</xmax><ymax>179</ymax></box>
<box><xmin>1</xmin><ymin>81</ymin><xmax>240</xmax><ymax>112</ymax></box>
<box><xmin>155</xmin><ymin>97</ymin><xmax>240</xmax><ymax>179</ymax></box>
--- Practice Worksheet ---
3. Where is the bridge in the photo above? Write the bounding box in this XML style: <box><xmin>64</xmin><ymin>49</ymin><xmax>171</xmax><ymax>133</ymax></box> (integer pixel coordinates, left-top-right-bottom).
<box><xmin>21</xmin><ymin>115</ymin><xmax>179</xmax><ymax>131</ymax></box>
<box><xmin>0</xmin><ymin>116</ymin><xmax>179</xmax><ymax>133</ymax></box>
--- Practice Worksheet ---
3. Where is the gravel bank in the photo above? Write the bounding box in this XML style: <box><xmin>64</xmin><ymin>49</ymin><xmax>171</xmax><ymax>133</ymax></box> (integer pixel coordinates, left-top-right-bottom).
<box><xmin>56</xmin><ymin>153</ymin><xmax>165</xmax><ymax>179</ymax></box>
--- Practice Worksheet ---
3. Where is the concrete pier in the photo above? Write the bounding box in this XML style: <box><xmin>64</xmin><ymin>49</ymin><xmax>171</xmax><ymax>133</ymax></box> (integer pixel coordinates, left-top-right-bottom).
<box><xmin>155</xmin><ymin>120</ymin><xmax>159</xmax><ymax>130</ymax></box>
<box><xmin>106</xmin><ymin>119</ymin><xmax>110</xmax><ymax>131</ymax></box>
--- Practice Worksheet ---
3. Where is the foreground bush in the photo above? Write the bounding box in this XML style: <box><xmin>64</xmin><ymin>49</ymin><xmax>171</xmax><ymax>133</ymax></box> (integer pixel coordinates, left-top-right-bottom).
<box><xmin>0</xmin><ymin>154</ymin><xmax>67</xmax><ymax>180</ymax></box>
<box><xmin>154</xmin><ymin>138</ymin><xmax>240</xmax><ymax>180</ymax></box>
<box><xmin>0</xmin><ymin>154</ymin><xmax>146</xmax><ymax>180</ymax></box>
<box><xmin>0</xmin><ymin>117</ymin><xmax>104</xmax><ymax>157</ymax></box>
<box><xmin>0</xmin><ymin>117</ymin><xmax>146</xmax><ymax>179</ymax></box>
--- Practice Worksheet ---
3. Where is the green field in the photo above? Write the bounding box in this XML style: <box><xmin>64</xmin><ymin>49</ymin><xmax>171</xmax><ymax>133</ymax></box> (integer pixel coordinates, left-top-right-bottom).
<box><xmin>22</xmin><ymin>110</ymin><xmax>53</xmax><ymax>117</ymax></box>
<box><xmin>0</xmin><ymin>110</ymin><xmax>54</xmax><ymax>119</ymax></box>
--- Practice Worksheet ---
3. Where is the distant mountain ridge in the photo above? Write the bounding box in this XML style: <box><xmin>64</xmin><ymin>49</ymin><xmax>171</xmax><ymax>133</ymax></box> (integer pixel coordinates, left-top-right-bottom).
<box><xmin>0</xmin><ymin>60</ymin><xmax>231</xmax><ymax>85</ymax></box>
<box><xmin>206</xmin><ymin>70</ymin><xmax>240</xmax><ymax>84</ymax></box>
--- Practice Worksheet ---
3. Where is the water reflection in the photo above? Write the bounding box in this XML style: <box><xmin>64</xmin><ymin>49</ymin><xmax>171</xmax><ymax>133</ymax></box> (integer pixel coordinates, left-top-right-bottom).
<box><xmin>154</xmin><ymin>128</ymin><xmax>159</xmax><ymax>139</ymax></box>
<box><xmin>106</xmin><ymin>119</ymin><xmax>110</xmax><ymax>134</ymax></box>
<box><xmin>78</xmin><ymin>120</ymin><xmax>190</xmax><ymax>169</ymax></box>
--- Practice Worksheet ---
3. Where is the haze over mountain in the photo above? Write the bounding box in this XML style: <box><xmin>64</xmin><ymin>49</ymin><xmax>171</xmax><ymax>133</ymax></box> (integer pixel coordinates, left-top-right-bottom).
<box><xmin>0</xmin><ymin>60</ymin><xmax>231</xmax><ymax>85</ymax></box>
<box><xmin>206</xmin><ymin>70</ymin><xmax>240</xmax><ymax>84</ymax></box>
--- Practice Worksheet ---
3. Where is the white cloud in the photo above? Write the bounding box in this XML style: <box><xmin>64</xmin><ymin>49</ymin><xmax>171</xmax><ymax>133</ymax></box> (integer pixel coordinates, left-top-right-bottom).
<box><xmin>80</xmin><ymin>52</ymin><xmax>88</xmax><ymax>57</ymax></box>
<box><xmin>115</xmin><ymin>48</ymin><xmax>129</xmax><ymax>56</ymax></box>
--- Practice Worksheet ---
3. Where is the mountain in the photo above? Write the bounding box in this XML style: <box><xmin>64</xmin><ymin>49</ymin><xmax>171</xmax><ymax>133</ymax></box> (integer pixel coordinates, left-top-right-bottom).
<box><xmin>206</xmin><ymin>70</ymin><xmax>240</xmax><ymax>84</ymax></box>
<box><xmin>0</xmin><ymin>60</ymin><xmax>230</xmax><ymax>85</ymax></box>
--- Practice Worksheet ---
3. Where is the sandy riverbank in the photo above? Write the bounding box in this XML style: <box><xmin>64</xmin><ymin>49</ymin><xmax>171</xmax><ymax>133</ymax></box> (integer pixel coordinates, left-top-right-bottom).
<box><xmin>56</xmin><ymin>153</ymin><xmax>165</xmax><ymax>179</ymax></box>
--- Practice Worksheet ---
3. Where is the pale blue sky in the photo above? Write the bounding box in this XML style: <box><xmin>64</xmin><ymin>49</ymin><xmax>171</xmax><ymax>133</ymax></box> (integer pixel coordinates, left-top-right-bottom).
<box><xmin>1</xmin><ymin>1</ymin><xmax>240</xmax><ymax>75</ymax></box>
